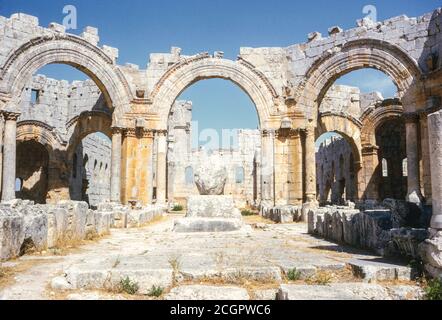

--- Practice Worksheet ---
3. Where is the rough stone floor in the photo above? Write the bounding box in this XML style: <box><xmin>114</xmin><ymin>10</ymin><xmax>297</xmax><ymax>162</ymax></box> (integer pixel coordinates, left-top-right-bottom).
<box><xmin>0</xmin><ymin>214</ymin><xmax>424</xmax><ymax>300</ymax></box>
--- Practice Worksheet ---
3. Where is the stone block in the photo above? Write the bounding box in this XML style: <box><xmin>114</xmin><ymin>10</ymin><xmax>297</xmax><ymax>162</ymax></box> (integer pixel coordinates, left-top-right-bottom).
<box><xmin>46</xmin><ymin>206</ymin><xmax>69</xmax><ymax>248</ymax></box>
<box><xmin>186</xmin><ymin>196</ymin><xmax>241</xmax><ymax>219</ymax></box>
<box><xmin>0</xmin><ymin>209</ymin><xmax>25</xmax><ymax>261</ymax></box>
<box><xmin>58</xmin><ymin>201</ymin><xmax>88</xmax><ymax>242</ymax></box>
<box><xmin>349</xmin><ymin>259</ymin><xmax>414</xmax><ymax>281</ymax></box>
<box><xmin>20</xmin><ymin>206</ymin><xmax>48</xmax><ymax>252</ymax></box>
<box><xmin>165</xmin><ymin>285</ymin><xmax>250</xmax><ymax>300</ymax></box>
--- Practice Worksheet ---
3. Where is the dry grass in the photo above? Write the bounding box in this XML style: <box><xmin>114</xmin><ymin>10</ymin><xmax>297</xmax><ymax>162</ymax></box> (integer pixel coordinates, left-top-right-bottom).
<box><xmin>243</xmin><ymin>215</ymin><xmax>275</xmax><ymax>225</ymax></box>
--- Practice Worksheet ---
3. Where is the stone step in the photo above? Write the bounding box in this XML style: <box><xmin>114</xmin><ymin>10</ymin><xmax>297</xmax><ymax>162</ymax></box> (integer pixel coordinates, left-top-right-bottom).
<box><xmin>348</xmin><ymin>259</ymin><xmax>415</xmax><ymax>281</ymax></box>
<box><xmin>164</xmin><ymin>285</ymin><xmax>250</xmax><ymax>300</ymax></box>
<box><xmin>277</xmin><ymin>283</ymin><xmax>423</xmax><ymax>300</ymax></box>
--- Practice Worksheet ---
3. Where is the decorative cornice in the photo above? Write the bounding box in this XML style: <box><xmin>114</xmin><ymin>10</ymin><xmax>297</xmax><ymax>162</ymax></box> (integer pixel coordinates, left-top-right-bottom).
<box><xmin>277</xmin><ymin>128</ymin><xmax>302</xmax><ymax>138</ymax></box>
<box><xmin>111</xmin><ymin>127</ymin><xmax>124</xmax><ymax>135</ymax></box>
<box><xmin>123</xmin><ymin>128</ymin><xmax>155</xmax><ymax>138</ymax></box>
<box><xmin>155</xmin><ymin>129</ymin><xmax>168</xmax><ymax>137</ymax></box>
<box><xmin>260</xmin><ymin>128</ymin><xmax>276</xmax><ymax>137</ymax></box>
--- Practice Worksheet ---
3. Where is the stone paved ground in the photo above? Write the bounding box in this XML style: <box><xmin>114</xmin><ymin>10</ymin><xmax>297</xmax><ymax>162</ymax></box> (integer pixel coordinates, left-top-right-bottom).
<box><xmin>0</xmin><ymin>214</ymin><xmax>424</xmax><ymax>300</ymax></box>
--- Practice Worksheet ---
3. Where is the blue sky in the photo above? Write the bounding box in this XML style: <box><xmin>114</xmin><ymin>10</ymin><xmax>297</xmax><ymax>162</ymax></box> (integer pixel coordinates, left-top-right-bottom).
<box><xmin>1</xmin><ymin>0</ymin><xmax>439</xmax><ymax>146</ymax></box>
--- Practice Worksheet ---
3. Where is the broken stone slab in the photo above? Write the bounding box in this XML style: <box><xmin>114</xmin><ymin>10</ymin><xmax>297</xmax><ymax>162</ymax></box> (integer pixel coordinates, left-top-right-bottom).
<box><xmin>173</xmin><ymin>218</ymin><xmax>249</xmax><ymax>233</ymax></box>
<box><xmin>164</xmin><ymin>285</ymin><xmax>250</xmax><ymax>300</ymax></box>
<box><xmin>277</xmin><ymin>283</ymin><xmax>422</xmax><ymax>300</ymax></box>
<box><xmin>51</xmin><ymin>276</ymin><xmax>73</xmax><ymax>291</ymax></box>
<box><xmin>64</xmin><ymin>257</ymin><xmax>173</xmax><ymax>294</ymax></box>
<box><xmin>348</xmin><ymin>259</ymin><xmax>414</xmax><ymax>281</ymax></box>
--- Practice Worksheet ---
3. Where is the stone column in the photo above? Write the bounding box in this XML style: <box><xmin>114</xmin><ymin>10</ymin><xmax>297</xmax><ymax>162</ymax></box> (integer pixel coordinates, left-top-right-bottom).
<box><xmin>260</xmin><ymin>129</ymin><xmax>275</xmax><ymax>205</ymax></box>
<box><xmin>361</xmin><ymin>144</ymin><xmax>379</xmax><ymax>201</ymax></box>
<box><xmin>1</xmin><ymin>112</ymin><xmax>20</xmax><ymax>202</ymax></box>
<box><xmin>110</xmin><ymin>127</ymin><xmax>123</xmax><ymax>203</ymax></box>
<box><xmin>428</xmin><ymin>110</ymin><xmax>442</xmax><ymax>229</ymax></box>
<box><xmin>404</xmin><ymin>114</ymin><xmax>423</xmax><ymax>205</ymax></box>
<box><xmin>288</xmin><ymin>129</ymin><xmax>303</xmax><ymax>205</ymax></box>
<box><xmin>304</xmin><ymin>125</ymin><xmax>317</xmax><ymax>204</ymax></box>
<box><xmin>156</xmin><ymin>130</ymin><xmax>167</xmax><ymax>204</ymax></box>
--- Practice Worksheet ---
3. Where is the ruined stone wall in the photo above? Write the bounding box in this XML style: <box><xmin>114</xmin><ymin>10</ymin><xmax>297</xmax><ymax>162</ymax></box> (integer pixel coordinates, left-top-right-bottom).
<box><xmin>320</xmin><ymin>84</ymin><xmax>384</xmax><ymax>118</ymax></box>
<box><xmin>70</xmin><ymin>134</ymin><xmax>111</xmax><ymax>208</ymax></box>
<box><xmin>239</xmin><ymin>10</ymin><xmax>442</xmax><ymax>94</ymax></box>
<box><xmin>18</xmin><ymin>76</ymin><xmax>111</xmax><ymax>206</ymax></box>
<box><xmin>19</xmin><ymin>75</ymin><xmax>107</xmax><ymax>137</ymax></box>
<box><xmin>316</xmin><ymin>136</ymin><xmax>356</xmax><ymax>205</ymax></box>
<box><xmin>167</xmin><ymin>101</ymin><xmax>261</xmax><ymax>208</ymax></box>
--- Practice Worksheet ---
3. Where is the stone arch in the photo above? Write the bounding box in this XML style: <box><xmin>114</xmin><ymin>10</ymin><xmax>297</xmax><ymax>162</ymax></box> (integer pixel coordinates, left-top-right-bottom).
<box><xmin>297</xmin><ymin>39</ymin><xmax>423</xmax><ymax>121</ymax></box>
<box><xmin>17</xmin><ymin>120</ymin><xmax>65</xmax><ymax>152</ymax></box>
<box><xmin>360</xmin><ymin>104</ymin><xmax>404</xmax><ymax>146</ymax></box>
<box><xmin>66</xmin><ymin>111</ymin><xmax>112</xmax><ymax>159</ymax></box>
<box><xmin>317</xmin><ymin>113</ymin><xmax>362</xmax><ymax>164</ymax></box>
<box><xmin>150</xmin><ymin>56</ymin><xmax>278</xmax><ymax>129</ymax></box>
<box><xmin>0</xmin><ymin>35</ymin><xmax>133</xmax><ymax>125</ymax></box>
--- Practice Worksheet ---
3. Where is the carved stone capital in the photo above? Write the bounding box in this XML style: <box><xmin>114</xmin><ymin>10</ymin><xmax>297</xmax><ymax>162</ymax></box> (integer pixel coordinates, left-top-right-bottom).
<box><xmin>111</xmin><ymin>127</ymin><xmax>124</xmax><ymax>135</ymax></box>
<box><xmin>155</xmin><ymin>129</ymin><xmax>168</xmax><ymax>137</ymax></box>
<box><xmin>261</xmin><ymin>128</ymin><xmax>276</xmax><ymax>138</ymax></box>
<box><xmin>2</xmin><ymin>111</ymin><xmax>21</xmax><ymax>121</ymax></box>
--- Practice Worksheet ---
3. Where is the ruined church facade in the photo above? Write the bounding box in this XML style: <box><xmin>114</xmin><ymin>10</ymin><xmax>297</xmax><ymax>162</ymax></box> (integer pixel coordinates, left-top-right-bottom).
<box><xmin>0</xmin><ymin>9</ymin><xmax>441</xmax><ymax>234</ymax></box>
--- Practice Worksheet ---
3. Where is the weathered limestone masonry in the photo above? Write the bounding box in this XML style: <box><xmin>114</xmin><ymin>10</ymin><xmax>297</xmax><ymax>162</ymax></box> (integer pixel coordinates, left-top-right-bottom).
<box><xmin>16</xmin><ymin>75</ymin><xmax>112</xmax><ymax>207</ymax></box>
<box><xmin>0</xmin><ymin>9</ymin><xmax>441</xmax><ymax>276</ymax></box>
<box><xmin>0</xmin><ymin>199</ymin><xmax>165</xmax><ymax>261</ymax></box>
<box><xmin>167</xmin><ymin>100</ymin><xmax>261</xmax><ymax>208</ymax></box>
<box><xmin>316</xmin><ymin>136</ymin><xmax>356</xmax><ymax>205</ymax></box>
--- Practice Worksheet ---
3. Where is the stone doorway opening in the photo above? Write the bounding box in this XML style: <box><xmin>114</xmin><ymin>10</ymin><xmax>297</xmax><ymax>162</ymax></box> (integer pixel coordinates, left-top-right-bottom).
<box><xmin>16</xmin><ymin>140</ymin><xmax>49</xmax><ymax>204</ymax></box>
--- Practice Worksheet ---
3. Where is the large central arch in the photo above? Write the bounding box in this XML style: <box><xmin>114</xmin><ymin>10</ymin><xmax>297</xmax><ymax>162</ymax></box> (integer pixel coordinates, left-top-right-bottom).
<box><xmin>297</xmin><ymin>39</ymin><xmax>423</xmax><ymax>121</ymax></box>
<box><xmin>0</xmin><ymin>34</ymin><xmax>133</xmax><ymax>125</ymax></box>
<box><xmin>150</xmin><ymin>55</ymin><xmax>278</xmax><ymax>129</ymax></box>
